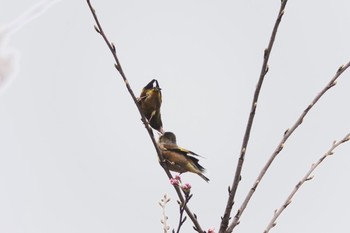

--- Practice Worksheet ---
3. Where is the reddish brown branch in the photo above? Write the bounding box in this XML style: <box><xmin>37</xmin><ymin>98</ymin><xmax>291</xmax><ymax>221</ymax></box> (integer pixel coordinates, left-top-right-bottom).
<box><xmin>264</xmin><ymin>133</ymin><xmax>350</xmax><ymax>233</ymax></box>
<box><xmin>227</xmin><ymin>61</ymin><xmax>350</xmax><ymax>232</ymax></box>
<box><xmin>86</xmin><ymin>1</ymin><xmax>204</xmax><ymax>232</ymax></box>
<box><xmin>219</xmin><ymin>1</ymin><xmax>288</xmax><ymax>233</ymax></box>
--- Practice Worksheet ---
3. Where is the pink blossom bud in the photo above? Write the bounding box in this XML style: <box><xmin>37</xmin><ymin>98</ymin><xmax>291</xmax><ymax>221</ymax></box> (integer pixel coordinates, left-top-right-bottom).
<box><xmin>208</xmin><ymin>227</ymin><xmax>215</xmax><ymax>233</ymax></box>
<box><xmin>175</xmin><ymin>175</ymin><xmax>181</xmax><ymax>181</ymax></box>
<box><xmin>170</xmin><ymin>178</ymin><xmax>179</xmax><ymax>186</ymax></box>
<box><xmin>181</xmin><ymin>183</ymin><xmax>191</xmax><ymax>193</ymax></box>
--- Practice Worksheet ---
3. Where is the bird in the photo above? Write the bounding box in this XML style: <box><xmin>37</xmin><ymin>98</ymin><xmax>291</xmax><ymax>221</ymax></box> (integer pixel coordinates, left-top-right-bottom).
<box><xmin>138</xmin><ymin>79</ymin><xmax>164</xmax><ymax>133</ymax></box>
<box><xmin>158</xmin><ymin>132</ymin><xmax>209</xmax><ymax>182</ymax></box>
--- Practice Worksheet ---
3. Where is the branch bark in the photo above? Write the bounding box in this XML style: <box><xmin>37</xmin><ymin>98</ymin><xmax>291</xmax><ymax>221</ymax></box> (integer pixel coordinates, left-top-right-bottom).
<box><xmin>219</xmin><ymin>1</ymin><xmax>288</xmax><ymax>232</ymax></box>
<box><xmin>226</xmin><ymin>61</ymin><xmax>350</xmax><ymax>232</ymax></box>
<box><xmin>264</xmin><ymin>133</ymin><xmax>350</xmax><ymax>233</ymax></box>
<box><xmin>86</xmin><ymin>1</ymin><xmax>204</xmax><ymax>232</ymax></box>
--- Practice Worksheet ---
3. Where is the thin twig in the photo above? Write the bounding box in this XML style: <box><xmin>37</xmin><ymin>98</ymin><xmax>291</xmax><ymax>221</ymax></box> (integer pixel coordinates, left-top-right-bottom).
<box><xmin>86</xmin><ymin>0</ymin><xmax>157</xmax><ymax>152</ymax></box>
<box><xmin>159</xmin><ymin>194</ymin><xmax>171</xmax><ymax>233</ymax></box>
<box><xmin>175</xmin><ymin>194</ymin><xmax>192</xmax><ymax>233</ymax></box>
<box><xmin>86</xmin><ymin>1</ymin><xmax>204</xmax><ymax>232</ymax></box>
<box><xmin>227</xmin><ymin>61</ymin><xmax>350</xmax><ymax>233</ymax></box>
<box><xmin>264</xmin><ymin>133</ymin><xmax>350</xmax><ymax>233</ymax></box>
<box><xmin>219</xmin><ymin>1</ymin><xmax>288</xmax><ymax>233</ymax></box>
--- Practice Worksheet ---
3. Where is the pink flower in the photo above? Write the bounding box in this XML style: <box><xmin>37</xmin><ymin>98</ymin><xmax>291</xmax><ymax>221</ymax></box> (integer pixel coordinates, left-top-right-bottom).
<box><xmin>175</xmin><ymin>174</ymin><xmax>181</xmax><ymax>181</ymax></box>
<box><xmin>181</xmin><ymin>183</ymin><xmax>192</xmax><ymax>193</ymax></box>
<box><xmin>170</xmin><ymin>178</ymin><xmax>179</xmax><ymax>186</ymax></box>
<box><xmin>208</xmin><ymin>227</ymin><xmax>215</xmax><ymax>233</ymax></box>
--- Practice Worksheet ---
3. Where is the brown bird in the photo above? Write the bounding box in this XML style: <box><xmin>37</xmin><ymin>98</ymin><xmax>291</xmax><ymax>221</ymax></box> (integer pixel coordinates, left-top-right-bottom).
<box><xmin>158</xmin><ymin>132</ymin><xmax>209</xmax><ymax>182</ymax></box>
<box><xmin>138</xmin><ymin>79</ymin><xmax>163</xmax><ymax>133</ymax></box>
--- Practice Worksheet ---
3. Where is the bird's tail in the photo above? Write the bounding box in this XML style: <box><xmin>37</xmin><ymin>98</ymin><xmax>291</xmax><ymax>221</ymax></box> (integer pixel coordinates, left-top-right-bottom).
<box><xmin>198</xmin><ymin>173</ymin><xmax>210</xmax><ymax>183</ymax></box>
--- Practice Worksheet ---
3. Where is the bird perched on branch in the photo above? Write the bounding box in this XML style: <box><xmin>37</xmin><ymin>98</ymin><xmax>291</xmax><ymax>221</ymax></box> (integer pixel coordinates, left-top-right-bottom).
<box><xmin>138</xmin><ymin>79</ymin><xmax>164</xmax><ymax>133</ymax></box>
<box><xmin>158</xmin><ymin>132</ymin><xmax>209</xmax><ymax>182</ymax></box>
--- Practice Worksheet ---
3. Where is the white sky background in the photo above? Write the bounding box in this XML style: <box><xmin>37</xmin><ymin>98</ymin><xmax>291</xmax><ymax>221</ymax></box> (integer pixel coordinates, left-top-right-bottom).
<box><xmin>0</xmin><ymin>1</ymin><xmax>350</xmax><ymax>232</ymax></box>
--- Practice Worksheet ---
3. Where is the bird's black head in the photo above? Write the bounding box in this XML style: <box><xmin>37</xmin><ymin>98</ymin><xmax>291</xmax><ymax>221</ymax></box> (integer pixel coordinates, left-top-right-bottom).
<box><xmin>144</xmin><ymin>79</ymin><xmax>161</xmax><ymax>90</ymax></box>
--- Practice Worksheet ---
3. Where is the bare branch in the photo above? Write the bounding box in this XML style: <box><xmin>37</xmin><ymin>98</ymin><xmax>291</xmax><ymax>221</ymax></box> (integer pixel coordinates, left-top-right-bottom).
<box><xmin>219</xmin><ymin>1</ymin><xmax>288</xmax><ymax>232</ymax></box>
<box><xmin>159</xmin><ymin>194</ymin><xmax>171</xmax><ymax>233</ymax></box>
<box><xmin>86</xmin><ymin>0</ymin><xmax>158</xmax><ymax>155</ymax></box>
<box><xmin>227</xmin><ymin>61</ymin><xmax>350</xmax><ymax>232</ymax></box>
<box><xmin>175</xmin><ymin>194</ymin><xmax>192</xmax><ymax>233</ymax></box>
<box><xmin>86</xmin><ymin>1</ymin><xmax>204</xmax><ymax>232</ymax></box>
<box><xmin>264</xmin><ymin>133</ymin><xmax>350</xmax><ymax>233</ymax></box>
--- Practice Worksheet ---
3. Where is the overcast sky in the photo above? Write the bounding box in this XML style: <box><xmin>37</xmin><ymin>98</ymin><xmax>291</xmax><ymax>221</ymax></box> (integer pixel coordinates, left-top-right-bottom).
<box><xmin>1</xmin><ymin>1</ymin><xmax>350</xmax><ymax>233</ymax></box>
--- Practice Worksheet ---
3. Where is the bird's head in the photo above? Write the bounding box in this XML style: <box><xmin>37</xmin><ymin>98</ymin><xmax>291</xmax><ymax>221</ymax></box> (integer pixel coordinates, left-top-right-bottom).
<box><xmin>159</xmin><ymin>132</ymin><xmax>177</xmax><ymax>145</ymax></box>
<box><xmin>144</xmin><ymin>79</ymin><xmax>161</xmax><ymax>91</ymax></box>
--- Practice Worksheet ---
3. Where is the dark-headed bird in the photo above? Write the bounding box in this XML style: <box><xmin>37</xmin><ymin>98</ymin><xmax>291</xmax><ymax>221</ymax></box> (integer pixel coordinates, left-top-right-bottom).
<box><xmin>138</xmin><ymin>79</ymin><xmax>163</xmax><ymax>133</ymax></box>
<box><xmin>158</xmin><ymin>132</ymin><xmax>209</xmax><ymax>182</ymax></box>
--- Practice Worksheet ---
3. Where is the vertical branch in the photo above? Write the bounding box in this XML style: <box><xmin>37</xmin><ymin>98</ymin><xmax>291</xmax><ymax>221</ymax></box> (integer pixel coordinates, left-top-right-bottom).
<box><xmin>227</xmin><ymin>61</ymin><xmax>350</xmax><ymax>233</ymax></box>
<box><xmin>159</xmin><ymin>194</ymin><xmax>171</xmax><ymax>233</ymax></box>
<box><xmin>219</xmin><ymin>1</ymin><xmax>288</xmax><ymax>233</ymax></box>
<box><xmin>264</xmin><ymin>133</ymin><xmax>350</xmax><ymax>233</ymax></box>
<box><xmin>86</xmin><ymin>1</ymin><xmax>204</xmax><ymax>232</ymax></box>
<box><xmin>175</xmin><ymin>194</ymin><xmax>192</xmax><ymax>233</ymax></box>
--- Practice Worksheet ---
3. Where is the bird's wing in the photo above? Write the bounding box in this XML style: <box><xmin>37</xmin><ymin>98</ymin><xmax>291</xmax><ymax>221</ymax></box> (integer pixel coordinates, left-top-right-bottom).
<box><xmin>166</xmin><ymin>149</ymin><xmax>206</xmax><ymax>172</ymax></box>
<box><xmin>180</xmin><ymin>147</ymin><xmax>205</xmax><ymax>158</ymax></box>
<box><xmin>163</xmin><ymin>144</ymin><xmax>204</xmax><ymax>158</ymax></box>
